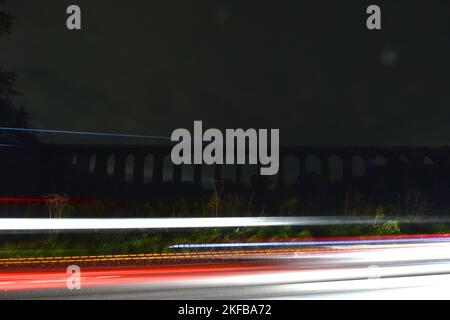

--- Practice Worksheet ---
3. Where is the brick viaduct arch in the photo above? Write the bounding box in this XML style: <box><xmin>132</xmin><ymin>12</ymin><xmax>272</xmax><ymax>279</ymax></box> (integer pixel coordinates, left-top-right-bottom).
<box><xmin>1</xmin><ymin>144</ymin><xmax>450</xmax><ymax>197</ymax></box>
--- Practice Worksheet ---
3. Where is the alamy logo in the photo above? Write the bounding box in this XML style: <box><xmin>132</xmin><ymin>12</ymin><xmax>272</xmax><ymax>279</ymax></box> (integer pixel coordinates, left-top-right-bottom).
<box><xmin>171</xmin><ymin>121</ymin><xmax>279</xmax><ymax>176</ymax></box>
<box><xmin>66</xmin><ymin>265</ymin><xmax>81</xmax><ymax>290</ymax></box>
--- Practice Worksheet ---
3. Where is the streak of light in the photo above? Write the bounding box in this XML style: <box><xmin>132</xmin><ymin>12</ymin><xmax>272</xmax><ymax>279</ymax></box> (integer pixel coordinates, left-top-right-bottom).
<box><xmin>0</xmin><ymin>248</ymin><xmax>339</xmax><ymax>266</ymax></box>
<box><xmin>3</xmin><ymin>242</ymin><xmax>450</xmax><ymax>297</ymax></box>
<box><xmin>0</xmin><ymin>197</ymin><xmax>91</xmax><ymax>204</ymax></box>
<box><xmin>0</xmin><ymin>216</ymin><xmax>448</xmax><ymax>231</ymax></box>
<box><xmin>170</xmin><ymin>234</ymin><xmax>450</xmax><ymax>249</ymax></box>
<box><xmin>0</xmin><ymin>126</ymin><xmax>170</xmax><ymax>140</ymax></box>
<box><xmin>1</xmin><ymin>236</ymin><xmax>449</xmax><ymax>266</ymax></box>
<box><xmin>0</xmin><ymin>263</ymin><xmax>273</xmax><ymax>291</ymax></box>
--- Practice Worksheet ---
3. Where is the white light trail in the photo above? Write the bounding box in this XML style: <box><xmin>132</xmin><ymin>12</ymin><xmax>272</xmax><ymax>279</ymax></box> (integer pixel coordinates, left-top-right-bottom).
<box><xmin>0</xmin><ymin>217</ymin><xmax>311</xmax><ymax>231</ymax></box>
<box><xmin>169</xmin><ymin>237</ymin><xmax>450</xmax><ymax>249</ymax></box>
<box><xmin>0</xmin><ymin>216</ymin><xmax>449</xmax><ymax>231</ymax></box>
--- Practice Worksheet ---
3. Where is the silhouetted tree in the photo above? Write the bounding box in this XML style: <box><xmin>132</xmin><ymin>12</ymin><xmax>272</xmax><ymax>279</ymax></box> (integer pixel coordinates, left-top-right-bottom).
<box><xmin>0</xmin><ymin>0</ymin><xmax>37</xmax><ymax>144</ymax></box>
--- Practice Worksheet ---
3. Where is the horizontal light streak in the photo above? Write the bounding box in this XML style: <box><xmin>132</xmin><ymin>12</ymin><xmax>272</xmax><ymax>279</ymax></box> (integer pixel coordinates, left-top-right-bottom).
<box><xmin>0</xmin><ymin>216</ymin><xmax>448</xmax><ymax>231</ymax></box>
<box><xmin>169</xmin><ymin>236</ymin><xmax>450</xmax><ymax>249</ymax></box>
<box><xmin>0</xmin><ymin>217</ymin><xmax>308</xmax><ymax>231</ymax></box>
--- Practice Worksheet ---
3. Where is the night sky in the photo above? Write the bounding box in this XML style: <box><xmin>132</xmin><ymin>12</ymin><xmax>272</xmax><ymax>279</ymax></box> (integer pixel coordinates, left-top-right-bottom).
<box><xmin>0</xmin><ymin>0</ymin><xmax>449</xmax><ymax>145</ymax></box>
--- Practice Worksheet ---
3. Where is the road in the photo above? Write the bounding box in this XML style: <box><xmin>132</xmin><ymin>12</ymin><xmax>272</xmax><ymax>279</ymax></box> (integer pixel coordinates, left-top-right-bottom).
<box><xmin>2</xmin><ymin>240</ymin><xmax>450</xmax><ymax>299</ymax></box>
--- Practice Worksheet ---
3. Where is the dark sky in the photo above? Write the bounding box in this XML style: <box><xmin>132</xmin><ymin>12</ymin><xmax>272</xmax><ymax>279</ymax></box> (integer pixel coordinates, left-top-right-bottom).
<box><xmin>0</xmin><ymin>0</ymin><xmax>449</xmax><ymax>145</ymax></box>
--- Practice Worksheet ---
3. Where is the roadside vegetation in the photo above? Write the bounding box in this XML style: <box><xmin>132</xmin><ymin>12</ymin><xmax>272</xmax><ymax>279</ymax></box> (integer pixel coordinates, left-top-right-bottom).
<box><xmin>0</xmin><ymin>191</ymin><xmax>449</xmax><ymax>259</ymax></box>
